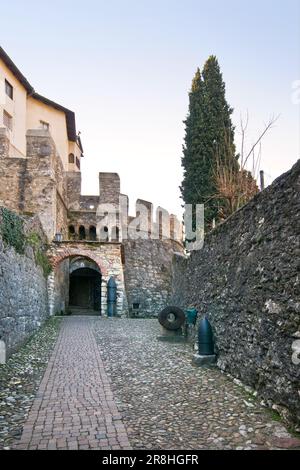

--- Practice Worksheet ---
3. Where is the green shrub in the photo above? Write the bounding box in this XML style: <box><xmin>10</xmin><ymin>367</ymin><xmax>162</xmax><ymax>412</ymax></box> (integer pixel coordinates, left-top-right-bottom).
<box><xmin>35</xmin><ymin>249</ymin><xmax>52</xmax><ymax>277</ymax></box>
<box><xmin>26</xmin><ymin>232</ymin><xmax>52</xmax><ymax>277</ymax></box>
<box><xmin>0</xmin><ymin>207</ymin><xmax>25</xmax><ymax>254</ymax></box>
<box><xmin>0</xmin><ymin>210</ymin><xmax>52</xmax><ymax>278</ymax></box>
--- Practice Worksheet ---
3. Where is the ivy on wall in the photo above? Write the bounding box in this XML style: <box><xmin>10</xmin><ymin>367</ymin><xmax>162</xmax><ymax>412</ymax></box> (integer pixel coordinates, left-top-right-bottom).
<box><xmin>27</xmin><ymin>232</ymin><xmax>52</xmax><ymax>277</ymax></box>
<box><xmin>0</xmin><ymin>208</ymin><xmax>52</xmax><ymax>277</ymax></box>
<box><xmin>0</xmin><ymin>207</ymin><xmax>25</xmax><ymax>254</ymax></box>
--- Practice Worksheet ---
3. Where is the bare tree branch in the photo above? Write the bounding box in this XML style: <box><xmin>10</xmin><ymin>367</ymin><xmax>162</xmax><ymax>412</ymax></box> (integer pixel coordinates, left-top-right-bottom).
<box><xmin>243</xmin><ymin>114</ymin><xmax>280</xmax><ymax>167</ymax></box>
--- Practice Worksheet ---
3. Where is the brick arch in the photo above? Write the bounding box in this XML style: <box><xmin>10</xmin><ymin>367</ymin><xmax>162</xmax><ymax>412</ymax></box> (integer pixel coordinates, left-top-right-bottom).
<box><xmin>47</xmin><ymin>246</ymin><xmax>108</xmax><ymax>276</ymax></box>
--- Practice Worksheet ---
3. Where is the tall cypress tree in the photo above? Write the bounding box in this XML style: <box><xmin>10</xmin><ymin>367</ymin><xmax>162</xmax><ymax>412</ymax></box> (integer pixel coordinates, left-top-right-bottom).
<box><xmin>181</xmin><ymin>56</ymin><xmax>238</xmax><ymax>229</ymax></box>
<box><xmin>181</xmin><ymin>68</ymin><xmax>206</xmax><ymax>208</ymax></box>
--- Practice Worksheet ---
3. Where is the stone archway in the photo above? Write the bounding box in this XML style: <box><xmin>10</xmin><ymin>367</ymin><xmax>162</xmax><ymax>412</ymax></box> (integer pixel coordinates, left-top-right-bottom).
<box><xmin>47</xmin><ymin>242</ymin><xmax>128</xmax><ymax>316</ymax></box>
<box><xmin>69</xmin><ymin>258</ymin><xmax>102</xmax><ymax>314</ymax></box>
<box><xmin>47</xmin><ymin>253</ymin><xmax>107</xmax><ymax>316</ymax></box>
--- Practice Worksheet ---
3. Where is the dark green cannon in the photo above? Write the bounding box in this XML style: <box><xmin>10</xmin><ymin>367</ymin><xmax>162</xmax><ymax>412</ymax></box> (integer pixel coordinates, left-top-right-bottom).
<box><xmin>198</xmin><ymin>317</ymin><xmax>214</xmax><ymax>356</ymax></box>
<box><xmin>107</xmin><ymin>277</ymin><xmax>117</xmax><ymax>317</ymax></box>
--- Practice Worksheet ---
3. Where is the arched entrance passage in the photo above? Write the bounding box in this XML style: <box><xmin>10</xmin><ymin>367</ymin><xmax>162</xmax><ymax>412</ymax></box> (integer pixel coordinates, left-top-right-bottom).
<box><xmin>69</xmin><ymin>257</ymin><xmax>102</xmax><ymax>315</ymax></box>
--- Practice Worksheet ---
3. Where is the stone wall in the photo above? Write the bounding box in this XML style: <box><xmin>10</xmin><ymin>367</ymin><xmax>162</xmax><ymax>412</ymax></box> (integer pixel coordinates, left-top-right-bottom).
<box><xmin>99</xmin><ymin>173</ymin><xmax>120</xmax><ymax>205</ymax></box>
<box><xmin>48</xmin><ymin>258</ymin><xmax>69</xmax><ymax>315</ymax></box>
<box><xmin>124</xmin><ymin>239</ymin><xmax>184</xmax><ymax>317</ymax></box>
<box><xmin>68</xmin><ymin>211</ymin><xmax>97</xmax><ymax>238</ymax></box>
<box><xmin>171</xmin><ymin>160</ymin><xmax>300</xmax><ymax>425</ymax></box>
<box><xmin>0</xmin><ymin>129</ymin><xmax>67</xmax><ymax>242</ymax></box>
<box><xmin>0</xmin><ymin>213</ymin><xmax>49</xmax><ymax>357</ymax></box>
<box><xmin>66</xmin><ymin>172</ymin><xmax>82</xmax><ymax>211</ymax></box>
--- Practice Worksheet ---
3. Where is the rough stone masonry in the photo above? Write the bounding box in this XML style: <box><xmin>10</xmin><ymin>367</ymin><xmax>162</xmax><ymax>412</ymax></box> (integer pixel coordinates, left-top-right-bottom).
<box><xmin>0</xmin><ymin>215</ymin><xmax>49</xmax><ymax>357</ymax></box>
<box><xmin>171</xmin><ymin>160</ymin><xmax>300</xmax><ymax>426</ymax></box>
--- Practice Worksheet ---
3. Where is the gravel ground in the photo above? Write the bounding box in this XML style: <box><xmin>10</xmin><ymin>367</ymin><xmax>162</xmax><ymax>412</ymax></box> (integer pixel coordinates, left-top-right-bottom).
<box><xmin>93</xmin><ymin>318</ymin><xmax>300</xmax><ymax>450</ymax></box>
<box><xmin>0</xmin><ymin>317</ymin><xmax>62</xmax><ymax>450</ymax></box>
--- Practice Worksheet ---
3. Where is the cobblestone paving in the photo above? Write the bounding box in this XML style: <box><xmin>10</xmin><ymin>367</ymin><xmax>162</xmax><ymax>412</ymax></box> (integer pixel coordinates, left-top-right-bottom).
<box><xmin>0</xmin><ymin>317</ymin><xmax>62</xmax><ymax>450</ymax></box>
<box><xmin>14</xmin><ymin>317</ymin><xmax>131</xmax><ymax>450</ymax></box>
<box><xmin>93</xmin><ymin>319</ymin><xmax>300</xmax><ymax>450</ymax></box>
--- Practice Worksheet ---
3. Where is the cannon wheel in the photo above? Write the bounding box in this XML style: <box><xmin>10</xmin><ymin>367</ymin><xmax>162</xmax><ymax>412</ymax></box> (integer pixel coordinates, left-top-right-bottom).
<box><xmin>158</xmin><ymin>306</ymin><xmax>185</xmax><ymax>331</ymax></box>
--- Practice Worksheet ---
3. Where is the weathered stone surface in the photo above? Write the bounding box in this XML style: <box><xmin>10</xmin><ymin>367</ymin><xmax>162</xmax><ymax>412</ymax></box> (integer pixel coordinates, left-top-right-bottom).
<box><xmin>93</xmin><ymin>319</ymin><xmax>299</xmax><ymax>450</ymax></box>
<box><xmin>0</xmin><ymin>223</ymin><xmax>49</xmax><ymax>356</ymax></box>
<box><xmin>192</xmin><ymin>354</ymin><xmax>217</xmax><ymax>367</ymax></box>
<box><xmin>47</xmin><ymin>241</ymin><xmax>128</xmax><ymax>316</ymax></box>
<box><xmin>123</xmin><ymin>239</ymin><xmax>183</xmax><ymax>317</ymax></box>
<box><xmin>0</xmin><ymin>130</ymin><xmax>67</xmax><ymax>241</ymax></box>
<box><xmin>171</xmin><ymin>160</ymin><xmax>300</xmax><ymax>426</ymax></box>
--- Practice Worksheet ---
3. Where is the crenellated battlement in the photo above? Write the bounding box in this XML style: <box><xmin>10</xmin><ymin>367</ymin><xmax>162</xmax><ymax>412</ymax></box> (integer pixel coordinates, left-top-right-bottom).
<box><xmin>66</xmin><ymin>172</ymin><xmax>183</xmax><ymax>245</ymax></box>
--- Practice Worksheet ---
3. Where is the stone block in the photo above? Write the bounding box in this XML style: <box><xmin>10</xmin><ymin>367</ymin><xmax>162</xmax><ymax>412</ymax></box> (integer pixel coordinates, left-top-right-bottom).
<box><xmin>192</xmin><ymin>354</ymin><xmax>217</xmax><ymax>367</ymax></box>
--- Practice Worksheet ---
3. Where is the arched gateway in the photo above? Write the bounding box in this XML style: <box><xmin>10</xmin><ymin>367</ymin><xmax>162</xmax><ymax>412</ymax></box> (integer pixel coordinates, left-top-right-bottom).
<box><xmin>69</xmin><ymin>258</ymin><xmax>102</xmax><ymax>314</ymax></box>
<box><xmin>47</xmin><ymin>242</ymin><xmax>128</xmax><ymax>317</ymax></box>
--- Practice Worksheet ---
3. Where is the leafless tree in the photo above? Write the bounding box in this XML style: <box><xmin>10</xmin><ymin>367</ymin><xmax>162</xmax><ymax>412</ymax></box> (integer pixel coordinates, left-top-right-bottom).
<box><xmin>213</xmin><ymin>114</ymin><xmax>280</xmax><ymax>221</ymax></box>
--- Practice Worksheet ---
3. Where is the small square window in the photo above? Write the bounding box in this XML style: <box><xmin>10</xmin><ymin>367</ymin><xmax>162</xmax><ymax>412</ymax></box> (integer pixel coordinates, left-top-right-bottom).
<box><xmin>40</xmin><ymin>120</ymin><xmax>49</xmax><ymax>131</ymax></box>
<box><xmin>3</xmin><ymin>110</ymin><xmax>13</xmax><ymax>131</ymax></box>
<box><xmin>5</xmin><ymin>80</ymin><xmax>13</xmax><ymax>100</ymax></box>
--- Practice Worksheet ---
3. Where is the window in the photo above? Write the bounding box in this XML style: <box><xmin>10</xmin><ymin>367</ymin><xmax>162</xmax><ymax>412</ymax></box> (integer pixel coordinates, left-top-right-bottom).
<box><xmin>76</xmin><ymin>157</ymin><xmax>80</xmax><ymax>169</ymax></box>
<box><xmin>68</xmin><ymin>225</ymin><xmax>76</xmax><ymax>240</ymax></box>
<box><xmin>79</xmin><ymin>225</ymin><xmax>86</xmax><ymax>240</ymax></box>
<box><xmin>68</xmin><ymin>153</ymin><xmax>75</xmax><ymax>164</ymax></box>
<box><xmin>89</xmin><ymin>226</ymin><xmax>97</xmax><ymax>241</ymax></box>
<box><xmin>40</xmin><ymin>120</ymin><xmax>49</xmax><ymax>131</ymax></box>
<box><xmin>3</xmin><ymin>110</ymin><xmax>13</xmax><ymax>131</ymax></box>
<box><xmin>5</xmin><ymin>80</ymin><xmax>13</xmax><ymax>99</ymax></box>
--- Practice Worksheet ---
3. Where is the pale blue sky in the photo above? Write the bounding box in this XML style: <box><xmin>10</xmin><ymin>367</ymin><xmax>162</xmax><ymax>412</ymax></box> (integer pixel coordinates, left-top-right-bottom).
<box><xmin>1</xmin><ymin>0</ymin><xmax>299</xmax><ymax>216</ymax></box>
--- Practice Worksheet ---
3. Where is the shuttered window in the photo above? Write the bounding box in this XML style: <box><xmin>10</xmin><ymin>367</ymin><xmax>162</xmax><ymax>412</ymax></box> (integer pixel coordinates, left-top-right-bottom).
<box><xmin>5</xmin><ymin>80</ymin><xmax>13</xmax><ymax>99</ymax></box>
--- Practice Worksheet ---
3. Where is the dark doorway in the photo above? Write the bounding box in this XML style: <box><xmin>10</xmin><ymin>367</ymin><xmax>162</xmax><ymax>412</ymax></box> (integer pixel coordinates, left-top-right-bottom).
<box><xmin>89</xmin><ymin>226</ymin><xmax>97</xmax><ymax>241</ymax></box>
<box><xmin>79</xmin><ymin>226</ymin><xmax>86</xmax><ymax>240</ymax></box>
<box><xmin>69</xmin><ymin>267</ymin><xmax>101</xmax><ymax>314</ymax></box>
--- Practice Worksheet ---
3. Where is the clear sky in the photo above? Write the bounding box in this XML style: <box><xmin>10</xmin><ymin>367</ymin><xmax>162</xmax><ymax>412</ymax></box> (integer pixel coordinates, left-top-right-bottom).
<box><xmin>1</xmin><ymin>0</ymin><xmax>299</xmax><ymax>217</ymax></box>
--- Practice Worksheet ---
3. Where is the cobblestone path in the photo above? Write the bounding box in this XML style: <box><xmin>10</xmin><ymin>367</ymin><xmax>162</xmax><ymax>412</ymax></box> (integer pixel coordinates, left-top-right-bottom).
<box><xmin>14</xmin><ymin>317</ymin><xmax>131</xmax><ymax>450</ymax></box>
<box><xmin>12</xmin><ymin>317</ymin><xmax>300</xmax><ymax>450</ymax></box>
<box><xmin>93</xmin><ymin>319</ymin><xmax>300</xmax><ymax>451</ymax></box>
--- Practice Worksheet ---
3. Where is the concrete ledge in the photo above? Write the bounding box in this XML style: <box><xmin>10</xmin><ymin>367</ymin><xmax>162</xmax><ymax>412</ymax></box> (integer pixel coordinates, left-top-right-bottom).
<box><xmin>26</xmin><ymin>129</ymin><xmax>52</xmax><ymax>137</ymax></box>
<box><xmin>192</xmin><ymin>354</ymin><xmax>217</xmax><ymax>367</ymax></box>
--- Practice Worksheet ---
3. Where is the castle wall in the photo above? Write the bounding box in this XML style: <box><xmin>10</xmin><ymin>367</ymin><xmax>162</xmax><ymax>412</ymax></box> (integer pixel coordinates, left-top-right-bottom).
<box><xmin>47</xmin><ymin>258</ymin><xmax>69</xmax><ymax>316</ymax></box>
<box><xmin>123</xmin><ymin>239</ymin><xmax>183</xmax><ymax>317</ymax></box>
<box><xmin>0</xmin><ymin>128</ymin><xmax>68</xmax><ymax>242</ymax></box>
<box><xmin>66</xmin><ymin>172</ymin><xmax>82</xmax><ymax>211</ymax></box>
<box><xmin>0</xmin><ymin>212</ymin><xmax>49</xmax><ymax>357</ymax></box>
<box><xmin>68</xmin><ymin>211</ymin><xmax>97</xmax><ymax>239</ymax></box>
<box><xmin>79</xmin><ymin>196</ymin><xmax>99</xmax><ymax>211</ymax></box>
<box><xmin>99</xmin><ymin>173</ymin><xmax>120</xmax><ymax>205</ymax></box>
<box><xmin>0</xmin><ymin>130</ymin><xmax>27</xmax><ymax>212</ymax></box>
<box><xmin>170</xmin><ymin>160</ymin><xmax>300</xmax><ymax>425</ymax></box>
